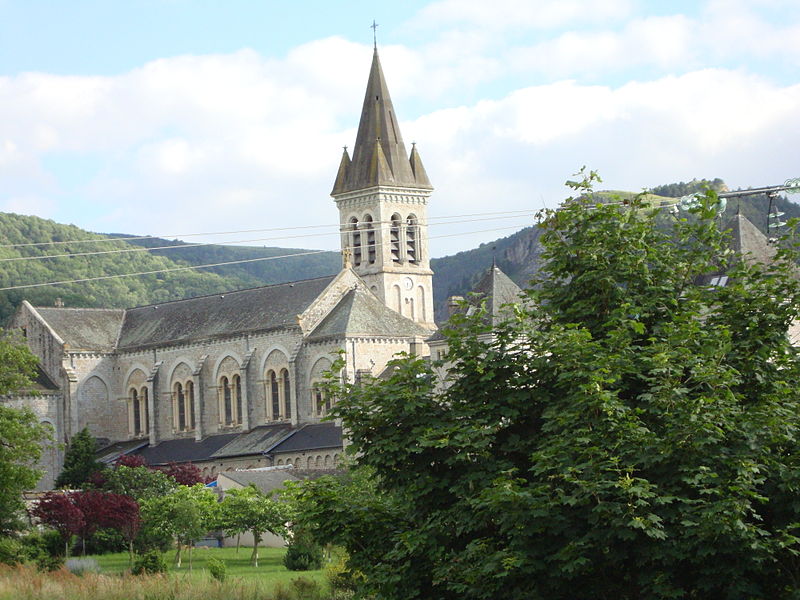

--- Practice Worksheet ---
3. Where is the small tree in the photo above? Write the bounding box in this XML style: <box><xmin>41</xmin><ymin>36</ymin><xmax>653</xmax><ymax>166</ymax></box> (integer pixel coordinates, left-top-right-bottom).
<box><xmin>219</xmin><ymin>484</ymin><xmax>287</xmax><ymax>567</ymax></box>
<box><xmin>160</xmin><ymin>462</ymin><xmax>206</xmax><ymax>486</ymax></box>
<box><xmin>29</xmin><ymin>492</ymin><xmax>84</xmax><ymax>557</ymax></box>
<box><xmin>103</xmin><ymin>465</ymin><xmax>176</xmax><ymax>501</ymax></box>
<box><xmin>55</xmin><ymin>428</ymin><xmax>103</xmax><ymax>489</ymax></box>
<box><xmin>0</xmin><ymin>330</ymin><xmax>50</xmax><ymax>533</ymax></box>
<box><xmin>141</xmin><ymin>484</ymin><xmax>218</xmax><ymax>568</ymax></box>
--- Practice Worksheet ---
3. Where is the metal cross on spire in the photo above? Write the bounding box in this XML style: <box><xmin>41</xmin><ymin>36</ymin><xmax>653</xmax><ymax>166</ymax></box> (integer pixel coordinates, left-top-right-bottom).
<box><xmin>371</xmin><ymin>20</ymin><xmax>379</xmax><ymax>48</ymax></box>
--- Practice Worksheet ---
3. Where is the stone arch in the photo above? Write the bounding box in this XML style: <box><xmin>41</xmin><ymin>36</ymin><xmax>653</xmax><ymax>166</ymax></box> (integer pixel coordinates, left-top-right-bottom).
<box><xmin>123</xmin><ymin>365</ymin><xmax>149</xmax><ymax>388</ymax></box>
<box><xmin>333</xmin><ymin>453</ymin><xmax>340</xmax><ymax>466</ymax></box>
<box><xmin>78</xmin><ymin>375</ymin><xmax>109</xmax><ymax>435</ymax></box>
<box><xmin>277</xmin><ymin>458</ymin><xmax>284</xmax><ymax>466</ymax></box>
<box><xmin>261</xmin><ymin>347</ymin><xmax>290</xmax><ymax>373</ymax></box>
<box><xmin>362</xmin><ymin>214</ymin><xmax>376</xmax><ymax>264</ymax></box>
<box><xmin>324</xmin><ymin>454</ymin><xmax>331</xmax><ymax>468</ymax></box>
<box><xmin>390</xmin><ymin>213</ymin><xmax>402</xmax><ymax>263</ymax></box>
<box><xmin>315</xmin><ymin>455</ymin><xmax>322</xmax><ymax>468</ymax></box>
<box><xmin>306</xmin><ymin>456</ymin><xmax>313</xmax><ymax>469</ymax></box>
<box><xmin>214</xmin><ymin>355</ymin><xmax>241</xmax><ymax>380</ymax></box>
<box><xmin>392</xmin><ymin>284</ymin><xmax>402</xmax><ymax>313</ymax></box>
<box><xmin>349</xmin><ymin>216</ymin><xmax>361</xmax><ymax>266</ymax></box>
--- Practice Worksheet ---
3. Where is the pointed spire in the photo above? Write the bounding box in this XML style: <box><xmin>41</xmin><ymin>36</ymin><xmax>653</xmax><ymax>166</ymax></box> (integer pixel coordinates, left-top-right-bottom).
<box><xmin>409</xmin><ymin>142</ymin><xmax>432</xmax><ymax>188</ymax></box>
<box><xmin>332</xmin><ymin>48</ymin><xmax>432</xmax><ymax>194</ymax></box>
<box><xmin>331</xmin><ymin>147</ymin><xmax>352</xmax><ymax>195</ymax></box>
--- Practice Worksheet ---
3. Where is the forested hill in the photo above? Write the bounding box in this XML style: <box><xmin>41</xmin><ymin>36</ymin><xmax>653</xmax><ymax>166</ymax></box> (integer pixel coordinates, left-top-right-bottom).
<box><xmin>1</xmin><ymin>179</ymin><xmax>795</xmax><ymax>325</ymax></box>
<box><xmin>0</xmin><ymin>213</ymin><xmax>340</xmax><ymax>324</ymax></box>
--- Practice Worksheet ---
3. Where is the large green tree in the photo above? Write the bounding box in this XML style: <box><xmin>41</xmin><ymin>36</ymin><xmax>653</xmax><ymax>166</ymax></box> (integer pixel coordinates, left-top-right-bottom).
<box><xmin>55</xmin><ymin>427</ymin><xmax>103</xmax><ymax>489</ymax></box>
<box><xmin>219</xmin><ymin>484</ymin><xmax>287</xmax><ymax>567</ymax></box>
<box><xmin>0</xmin><ymin>329</ymin><xmax>50</xmax><ymax>533</ymax></box>
<box><xmin>294</xmin><ymin>175</ymin><xmax>800</xmax><ymax>599</ymax></box>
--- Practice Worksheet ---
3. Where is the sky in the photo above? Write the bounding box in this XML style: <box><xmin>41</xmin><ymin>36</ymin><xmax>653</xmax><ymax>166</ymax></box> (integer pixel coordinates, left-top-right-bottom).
<box><xmin>0</xmin><ymin>0</ymin><xmax>798</xmax><ymax>258</ymax></box>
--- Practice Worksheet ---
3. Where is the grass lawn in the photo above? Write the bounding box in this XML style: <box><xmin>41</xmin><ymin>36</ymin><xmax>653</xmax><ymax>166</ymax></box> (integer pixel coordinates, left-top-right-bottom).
<box><xmin>92</xmin><ymin>545</ymin><xmax>326</xmax><ymax>586</ymax></box>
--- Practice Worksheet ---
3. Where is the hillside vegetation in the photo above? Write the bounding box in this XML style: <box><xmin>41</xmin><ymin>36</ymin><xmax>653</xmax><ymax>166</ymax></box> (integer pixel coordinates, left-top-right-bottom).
<box><xmin>1</xmin><ymin>178</ymin><xmax>795</xmax><ymax>325</ymax></box>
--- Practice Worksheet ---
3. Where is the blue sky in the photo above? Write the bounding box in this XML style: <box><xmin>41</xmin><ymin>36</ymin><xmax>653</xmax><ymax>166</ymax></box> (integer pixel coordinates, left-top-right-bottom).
<box><xmin>0</xmin><ymin>0</ymin><xmax>798</xmax><ymax>256</ymax></box>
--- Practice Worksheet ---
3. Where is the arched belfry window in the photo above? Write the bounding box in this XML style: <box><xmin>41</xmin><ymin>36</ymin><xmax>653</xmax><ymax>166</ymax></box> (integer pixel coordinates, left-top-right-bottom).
<box><xmin>350</xmin><ymin>217</ymin><xmax>361</xmax><ymax>267</ymax></box>
<box><xmin>390</xmin><ymin>214</ymin><xmax>402</xmax><ymax>263</ymax></box>
<box><xmin>406</xmin><ymin>215</ymin><xmax>418</xmax><ymax>264</ymax></box>
<box><xmin>363</xmin><ymin>214</ymin><xmax>376</xmax><ymax>264</ymax></box>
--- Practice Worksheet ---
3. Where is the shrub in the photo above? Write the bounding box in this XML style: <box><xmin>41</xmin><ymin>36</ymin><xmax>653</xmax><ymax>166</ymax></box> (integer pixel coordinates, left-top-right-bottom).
<box><xmin>207</xmin><ymin>557</ymin><xmax>226</xmax><ymax>583</ymax></box>
<box><xmin>284</xmin><ymin>530</ymin><xmax>323</xmax><ymax>571</ymax></box>
<box><xmin>35</xmin><ymin>553</ymin><xmax>64</xmax><ymax>572</ymax></box>
<box><xmin>131</xmin><ymin>550</ymin><xmax>167</xmax><ymax>575</ymax></box>
<box><xmin>82</xmin><ymin>527</ymin><xmax>126</xmax><ymax>555</ymax></box>
<box><xmin>291</xmin><ymin>576</ymin><xmax>323</xmax><ymax>600</ymax></box>
<box><xmin>325</xmin><ymin>548</ymin><xmax>362</xmax><ymax>593</ymax></box>
<box><xmin>65</xmin><ymin>557</ymin><xmax>100</xmax><ymax>576</ymax></box>
<box><xmin>19</xmin><ymin>529</ymin><xmax>64</xmax><ymax>559</ymax></box>
<box><xmin>0</xmin><ymin>536</ymin><xmax>25</xmax><ymax>565</ymax></box>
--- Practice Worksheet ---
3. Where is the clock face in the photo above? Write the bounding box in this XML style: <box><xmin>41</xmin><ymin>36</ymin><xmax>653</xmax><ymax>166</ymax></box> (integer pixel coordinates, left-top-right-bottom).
<box><xmin>403</xmin><ymin>277</ymin><xmax>413</xmax><ymax>290</ymax></box>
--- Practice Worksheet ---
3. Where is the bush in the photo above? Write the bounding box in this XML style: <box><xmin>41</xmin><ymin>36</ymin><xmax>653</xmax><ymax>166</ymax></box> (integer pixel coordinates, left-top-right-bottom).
<box><xmin>325</xmin><ymin>548</ymin><xmax>362</xmax><ymax>593</ymax></box>
<box><xmin>36</xmin><ymin>554</ymin><xmax>64</xmax><ymax>572</ymax></box>
<box><xmin>207</xmin><ymin>557</ymin><xmax>226</xmax><ymax>582</ymax></box>
<box><xmin>131</xmin><ymin>550</ymin><xmax>167</xmax><ymax>575</ymax></box>
<box><xmin>133</xmin><ymin>523</ymin><xmax>173</xmax><ymax>554</ymax></box>
<box><xmin>0</xmin><ymin>536</ymin><xmax>25</xmax><ymax>565</ymax></box>
<box><xmin>82</xmin><ymin>527</ymin><xmax>126</xmax><ymax>555</ymax></box>
<box><xmin>19</xmin><ymin>529</ymin><xmax>64</xmax><ymax>559</ymax></box>
<box><xmin>291</xmin><ymin>576</ymin><xmax>323</xmax><ymax>600</ymax></box>
<box><xmin>65</xmin><ymin>557</ymin><xmax>100</xmax><ymax>576</ymax></box>
<box><xmin>284</xmin><ymin>530</ymin><xmax>323</xmax><ymax>571</ymax></box>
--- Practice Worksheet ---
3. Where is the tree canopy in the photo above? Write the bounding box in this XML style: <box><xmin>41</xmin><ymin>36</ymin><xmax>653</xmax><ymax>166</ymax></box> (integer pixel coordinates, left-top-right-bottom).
<box><xmin>294</xmin><ymin>175</ymin><xmax>800</xmax><ymax>599</ymax></box>
<box><xmin>55</xmin><ymin>427</ymin><xmax>102</xmax><ymax>489</ymax></box>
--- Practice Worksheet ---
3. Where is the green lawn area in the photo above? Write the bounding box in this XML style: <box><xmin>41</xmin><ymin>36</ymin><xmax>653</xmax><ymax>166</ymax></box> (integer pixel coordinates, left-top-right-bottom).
<box><xmin>92</xmin><ymin>546</ymin><xmax>326</xmax><ymax>586</ymax></box>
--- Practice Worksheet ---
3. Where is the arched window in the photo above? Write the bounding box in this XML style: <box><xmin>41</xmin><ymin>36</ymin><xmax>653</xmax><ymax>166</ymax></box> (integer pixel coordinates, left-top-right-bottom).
<box><xmin>306</xmin><ymin>456</ymin><xmax>313</xmax><ymax>469</ymax></box>
<box><xmin>130</xmin><ymin>388</ymin><xmax>141</xmax><ymax>436</ymax></box>
<box><xmin>390</xmin><ymin>213</ymin><xmax>402</xmax><ymax>263</ymax></box>
<box><xmin>312</xmin><ymin>383</ymin><xmax>331</xmax><ymax>417</ymax></box>
<box><xmin>140</xmin><ymin>387</ymin><xmax>149</xmax><ymax>435</ymax></box>
<box><xmin>350</xmin><ymin>217</ymin><xmax>361</xmax><ymax>266</ymax></box>
<box><xmin>406</xmin><ymin>215</ymin><xmax>418</xmax><ymax>264</ymax></box>
<box><xmin>315</xmin><ymin>456</ymin><xmax>322</xmax><ymax>468</ymax></box>
<box><xmin>363</xmin><ymin>214</ymin><xmax>376</xmax><ymax>264</ymax></box>
<box><xmin>270</xmin><ymin>370</ymin><xmax>280</xmax><ymax>419</ymax></box>
<box><xmin>281</xmin><ymin>368</ymin><xmax>291</xmax><ymax>419</ymax></box>
<box><xmin>324</xmin><ymin>455</ymin><xmax>331</xmax><ymax>468</ymax></box>
<box><xmin>417</xmin><ymin>285</ymin><xmax>426</xmax><ymax>322</ymax></box>
<box><xmin>173</xmin><ymin>381</ymin><xmax>193</xmax><ymax>432</ymax></box>
<box><xmin>220</xmin><ymin>376</ymin><xmax>232</xmax><ymax>425</ymax></box>
<box><xmin>233</xmin><ymin>374</ymin><xmax>242</xmax><ymax>425</ymax></box>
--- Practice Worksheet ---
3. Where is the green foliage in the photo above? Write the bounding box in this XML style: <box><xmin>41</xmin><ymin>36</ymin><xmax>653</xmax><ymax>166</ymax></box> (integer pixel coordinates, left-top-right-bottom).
<box><xmin>283</xmin><ymin>529</ymin><xmax>323</xmax><ymax>572</ymax></box>
<box><xmin>19</xmin><ymin>529</ymin><xmax>64</xmax><ymax>559</ymax></box>
<box><xmin>102</xmin><ymin>465</ymin><xmax>176</xmax><ymax>501</ymax></box>
<box><xmin>207</xmin><ymin>556</ymin><xmax>227</xmax><ymax>582</ymax></box>
<box><xmin>0</xmin><ymin>332</ymin><xmax>51</xmax><ymax>533</ymax></box>
<box><xmin>35</xmin><ymin>553</ymin><xmax>64</xmax><ymax>572</ymax></box>
<box><xmin>141</xmin><ymin>484</ymin><xmax>219</xmax><ymax>567</ymax></box>
<box><xmin>218</xmin><ymin>484</ymin><xmax>288</xmax><ymax>567</ymax></box>
<box><xmin>295</xmin><ymin>172</ymin><xmax>800</xmax><ymax>599</ymax></box>
<box><xmin>55</xmin><ymin>428</ymin><xmax>103</xmax><ymax>489</ymax></box>
<box><xmin>0</xmin><ymin>536</ymin><xmax>26</xmax><ymax>565</ymax></box>
<box><xmin>131</xmin><ymin>549</ymin><xmax>167</xmax><ymax>575</ymax></box>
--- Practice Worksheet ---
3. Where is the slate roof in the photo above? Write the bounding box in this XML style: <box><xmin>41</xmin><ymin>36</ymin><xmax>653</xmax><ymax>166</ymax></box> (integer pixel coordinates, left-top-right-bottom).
<box><xmin>211</xmin><ymin>424</ymin><xmax>295</xmax><ymax>459</ymax></box>
<box><xmin>331</xmin><ymin>48</ymin><xmax>432</xmax><ymax>195</ymax></box>
<box><xmin>429</xmin><ymin>264</ymin><xmax>522</xmax><ymax>341</ymax></box>
<box><xmin>96</xmin><ymin>439</ymin><xmax>150</xmax><ymax>465</ymax></box>
<box><xmin>728</xmin><ymin>213</ymin><xmax>775</xmax><ymax>266</ymax></box>
<box><xmin>116</xmin><ymin>276</ymin><xmax>335</xmax><ymax>351</ymax></box>
<box><xmin>34</xmin><ymin>307</ymin><xmax>125</xmax><ymax>352</ymax></box>
<box><xmin>134</xmin><ymin>432</ymin><xmax>241</xmax><ymax>465</ymax></box>
<box><xmin>218</xmin><ymin>469</ymin><xmax>300</xmax><ymax>494</ymax></box>
<box><xmin>270</xmin><ymin>423</ymin><xmax>343</xmax><ymax>454</ymax></box>
<box><xmin>308</xmin><ymin>287</ymin><xmax>430</xmax><ymax>341</ymax></box>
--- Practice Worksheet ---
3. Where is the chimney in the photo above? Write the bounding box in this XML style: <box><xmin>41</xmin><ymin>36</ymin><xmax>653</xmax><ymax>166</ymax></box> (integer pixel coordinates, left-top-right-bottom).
<box><xmin>54</xmin><ymin>298</ymin><xmax>64</xmax><ymax>308</ymax></box>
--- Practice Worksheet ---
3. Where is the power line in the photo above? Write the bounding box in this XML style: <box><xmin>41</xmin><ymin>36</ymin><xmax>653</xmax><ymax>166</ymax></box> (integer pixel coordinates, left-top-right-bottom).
<box><xmin>0</xmin><ymin>209</ymin><xmax>536</xmax><ymax>250</ymax></box>
<box><xmin>0</xmin><ymin>224</ymin><xmax>530</xmax><ymax>292</ymax></box>
<box><xmin>0</xmin><ymin>213</ymin><xmax>536</xmax><ymax>264</ymax></box>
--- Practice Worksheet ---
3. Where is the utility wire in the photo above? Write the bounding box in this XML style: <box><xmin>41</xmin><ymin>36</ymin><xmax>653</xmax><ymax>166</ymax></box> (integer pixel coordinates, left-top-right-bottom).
<box><xmin>0</xmin><ymin>224</ymin><xmax>528</xmax><ymax>292</ymax></box>
<box><xmin>0</xmin><ymin>209</ymin><xmax>536</xmax><ymax>250</ymax></box>
<box><xmin>0</xmin><ymin>213</ymin><xmax>536</xmax><ymax>263</ymax></box>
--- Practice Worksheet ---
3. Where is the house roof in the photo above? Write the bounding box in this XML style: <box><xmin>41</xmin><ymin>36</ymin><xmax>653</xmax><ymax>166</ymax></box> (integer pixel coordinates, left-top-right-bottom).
<box><xmin>270</xmin><ymin>423</ymin><xmax>343</xmax><ymax>454</ymax></box>
<box><xmin>308</xmin><ymin>287</ymin><xmax>430</xmax><ymax>341</ymax></box>
<box><xmin>116</xmin><ymin>276</ymin><xmax>336</xmax><ymax>351</ymax></box>
<box><xmin>96</xmin><ymin>439</ymin><xmax>151</xmax><ymax>464</ymax></box>
<box><xmin>728</xmin><ymin>213</ymin><xmax>776</xmax><ymax>266</ymax></box>
<box><xmin>429</xmin><ymin>264</ymin><xmax>522</xmax><ymax>341</ymax></box>
<box><xmin>331</xmin><ymin>48</ymin><xmax>432</xmax><ymax>195</ymax></box>
<box><xmin>34</xmin><ymin>307</ymin><xmax>125</xmax><ymax>352</ymax></box>
<box><xmin>217</xmin><ymin>469</ymin><xmax>300</xmax><ymax>494</ymax></box>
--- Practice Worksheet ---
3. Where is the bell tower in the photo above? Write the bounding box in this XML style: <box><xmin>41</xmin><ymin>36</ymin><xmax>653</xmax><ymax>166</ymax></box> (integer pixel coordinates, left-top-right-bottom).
<box><xmin>331</xmin><ymin>47</ymin><xmax>435</xmax><ymax>330</ymax></box>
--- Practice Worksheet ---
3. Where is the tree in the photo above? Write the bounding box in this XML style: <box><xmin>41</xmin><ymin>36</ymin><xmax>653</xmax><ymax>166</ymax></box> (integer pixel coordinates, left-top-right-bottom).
<box><xmin>0</xmin><ymin>330</ymin><xmax>50</xmax><ymax>533</ymax></box>
<box><xmin>141</xmin><ymin>484</ymin><xmax>218</xmax><ymax>568</ymax></box>
<box><xmin>55</xmin><ymin>427</ymin><xmax>103</xmax><ymax>489</ymax></box>
<box><xmin>103</xmin><ymin>465</ymin><xmax>176</xmax><ymax>501</ymax></box>
<box><xmin>160</xmin><ymin>462</ymin><xmax>206</xmax><ymax>486</ymax></box>
<box><xmin>29</xmin><ymin>492</ymin><xmax>84</xmax><ymax>557</ymax></box>
<box><xmin>296</xmin><ymin>176</ymin><xmax>800</xmax><ymax>599</ymax></box>
<box><xmin>219</xmin><ymin>484</ymin><xmax>287</xmax><ymax>567</ymax></box>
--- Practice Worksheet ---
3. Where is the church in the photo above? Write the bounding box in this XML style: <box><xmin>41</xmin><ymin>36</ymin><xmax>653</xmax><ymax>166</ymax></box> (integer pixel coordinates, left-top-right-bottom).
<box><xmin>10</xmin><ymin>46</ymin><xmax>454</xmax><ymax>489</ymax></box>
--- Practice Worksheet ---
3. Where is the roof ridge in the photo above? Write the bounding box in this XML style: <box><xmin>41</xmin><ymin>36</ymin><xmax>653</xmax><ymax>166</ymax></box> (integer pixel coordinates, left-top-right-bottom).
<box><xmin>125</xmin><ymin>274</ymin><xmax>338</xmax><ymax>311</ymax></box>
